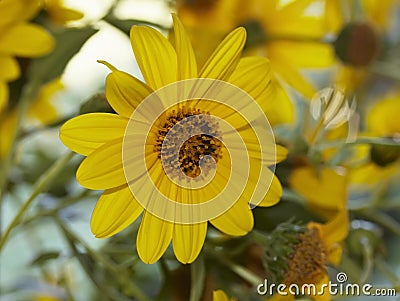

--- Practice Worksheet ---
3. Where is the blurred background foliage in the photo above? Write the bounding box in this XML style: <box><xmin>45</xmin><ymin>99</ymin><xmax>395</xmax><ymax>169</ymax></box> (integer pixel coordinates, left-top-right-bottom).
<box><xmin>0</xmin><ymin>0</ymin><xmax>400</xmax><ymax>300</ymax></box>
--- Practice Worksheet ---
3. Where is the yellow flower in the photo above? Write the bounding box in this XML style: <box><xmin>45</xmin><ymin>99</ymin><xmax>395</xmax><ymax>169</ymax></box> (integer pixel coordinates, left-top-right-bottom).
<box><xmin>289</xmin><ymin>166</ymin><xmax>347</xmax><ymax>220</ymax></box>
<box><xmin>268</xmin><ymin>211</ymin><xmax>349</xmax><ymax>301</ymax></box>
<box><xmin>0</xmin><ymin>0</ymin><xmax>55</xmax><ymax>111</ymax></box>
<box><xmin>0</xmin><ymin>78</ymin><xmax>62</xmax><ymax>158</ymax></box>
<box><xmin>325</xmin><ymin>0</ymin><xmax>398</xmax><ymax>91</ymax></box>
<box><xmin>44</xmin><ymin>0</ymin><xmax>84</xmax><ymax>25</ymax></box>
<box><xmin>349</xmin><ymin>92</ymin><xmax>400</xmax><ymax>185</ymax></box>
<box><xmin>60</xmin><ymin>15</ymin><xmax>287</xmax><ymax>264</ymax></box>
<box><xmin>213</xmin><ymin>290</ymin><xmax>236</xmax><ymax>301</ymax></box>
<box><xmin>178</xmin><ymin>0</ymin><xmax>335</xmax><ymax>100</ymax></box>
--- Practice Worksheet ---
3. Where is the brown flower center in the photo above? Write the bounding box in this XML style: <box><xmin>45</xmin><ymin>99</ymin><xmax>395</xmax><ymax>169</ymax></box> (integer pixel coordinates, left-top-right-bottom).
<box><xmin>334</xmin><ymin>22</ymin><xmax>380</xmax><ymax>67</ymax></box>
<box><xmin>283</xmin><ymin>227</ymin><xmax>327</xmax><ymax>286</ymax></box>
<box><xmin>154</xmin><ymin>107</ymin><xmax>222</xmax><ymax>179</ymax></box>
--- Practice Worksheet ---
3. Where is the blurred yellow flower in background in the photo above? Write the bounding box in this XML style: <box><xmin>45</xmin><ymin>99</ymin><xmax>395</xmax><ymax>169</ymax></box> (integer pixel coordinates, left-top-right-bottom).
<box><xmin>178</xmin><ymin>0</ymin><xmax>335</xmax><ymax>125</ymax></box>
<box><xmin>325</xmin><ymin>0</ymin><xmax>399</xmax><ymax>91</ymax></box>
<box><xmin>213</xmin><ymin>289</ymin><xmax>236</xmax><ymax>301</ymax></box>
<box><xmin>44</xmin><ymin>0</ymin><xmax>84</xmax><ymax>25</ymax></box>
<box><xmin>60</xmin><ymin>15</ymin><xmax>287</xmax><ymax>264</ymax></box>
<box><xmin>0</xmin><ymin>79</ymin><xmax>62</xmax><ymax>158</ymax></box>
<box><xmin>349</xmin><ymin>92</ymin><xmax>400</xmax><ymax>185</ymax></box>
<box><xmin>0</xmin><ymin>0</ymin><xmax>55</xmax><ymax>111</ymax></box>
<box><xmin>289</xmin><ymin>166</ymin><xmax>347</xmax><ymax>220</ymax></box>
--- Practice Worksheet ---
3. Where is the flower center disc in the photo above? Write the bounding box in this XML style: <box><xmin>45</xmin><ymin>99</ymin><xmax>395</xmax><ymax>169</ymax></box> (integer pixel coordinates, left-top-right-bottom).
<box><xmin>154</xmin><ymin>107</ymin><xmax>222</xmax><ymax>180</ymax></box>
<box><xmin>283</xmin><ymin>227</ymin><xmax>327</xmax><ymax>286</ymax></box>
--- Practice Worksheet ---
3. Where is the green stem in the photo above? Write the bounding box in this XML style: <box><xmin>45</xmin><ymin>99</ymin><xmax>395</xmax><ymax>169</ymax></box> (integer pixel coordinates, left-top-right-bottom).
<box><xmin>205</xmin><ymin>246</ymin><xmax>263</xmax><ymax>286</ymax></box>
<box><xmin>56</xmin><ymin>220</ymin><xmax>151</xmax><ymax>301</ymax></box>
<box><xmin>0</xmin><ymin>151</ymin><xmax>74</xmax><ymax>251</ymax></box>
<box><xmin>357</xmin><ymin>209</ymin><xmax>400</xmax><ymax>237</ymax></box>
<box><xmin>190</xmin><ymin>256</ymin><xmax>206</xmax><ymax>301</ymax></box>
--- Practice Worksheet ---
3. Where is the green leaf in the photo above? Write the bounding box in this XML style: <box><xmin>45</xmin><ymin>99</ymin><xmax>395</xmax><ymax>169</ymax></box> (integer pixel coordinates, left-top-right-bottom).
<box><xmin>29</xmin><ymin>27</ymin><xmax>98</xmax><ymax>83</ymax></box>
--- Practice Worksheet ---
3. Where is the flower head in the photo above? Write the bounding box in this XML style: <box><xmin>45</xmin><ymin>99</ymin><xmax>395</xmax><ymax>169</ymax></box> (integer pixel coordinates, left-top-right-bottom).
<box><xmin>0</xmin><ymin>0</ymin><xmax>55</xmax><ymax>111</ymax></box>
<box><xmin>60</xmin><ymin>15</ymin><xmax>287</xmax><ymax>264</ymax></box>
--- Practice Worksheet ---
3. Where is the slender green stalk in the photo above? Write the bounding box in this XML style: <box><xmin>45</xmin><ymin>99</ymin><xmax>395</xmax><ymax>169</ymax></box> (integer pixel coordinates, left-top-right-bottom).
<box><xmin>190</xmin><ymin>256</ymin><xmax>206</xmax><ymax>301</ymax></box>
<box><xmin>205</xmin><ymin>246</ymin><xmax>263</xmax><ymax>286</ymax></box>
<box><xmin>56</xmin><ymin>220</ymin><xmax>151</xmax><ymax>301</ymax></box>
<box><xmin>357</xmin><ymin>209</ymin><xmax>400</xmax><ymax>237</ymax></box>
<box><xmin>0</xmin><ymin>151</ymin><xmax>74</xmax><ymax>250</ymax></box>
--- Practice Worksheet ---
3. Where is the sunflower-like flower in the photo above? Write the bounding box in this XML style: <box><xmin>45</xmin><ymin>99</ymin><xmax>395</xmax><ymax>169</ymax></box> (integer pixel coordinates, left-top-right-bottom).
<box><xmin>178</xmin><ymin>0</ymin><xmax>335</xmax><ymax>100</ymax></box>
<box><xmin>266</xmin><ymin>211</ymin><xmax>349</xmax><ymax>301</ymax></box>
<box><xmin>325</xmin><ymin>0</ymin><xmax>398</xmax><ymax>92</ymax></box>
<box><xmin>0</xmin><ymin>0</ymin><xmax>55</xmax><ymax>111</ymax></box>
<box><xmin>60</xmin><ymin>15</ymin><xmax>287</xmax><ymax>264</ymax></box>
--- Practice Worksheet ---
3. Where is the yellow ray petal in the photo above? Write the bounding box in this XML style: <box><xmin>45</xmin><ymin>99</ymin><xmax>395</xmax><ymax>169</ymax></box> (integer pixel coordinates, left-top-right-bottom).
<box><xmin>0</xmin><ymin>111</ymin><xmax>16</xmax><ymax>158</ymax></box>
<box><xmin>327</xmin><ymin>243</ymin><xmax>343</xmax><ymax>265</ymax></box>
<box><xmin>321</xmin><ymin>210</ymin><xmax>349</xmax><ymax>246</ymax></box>
<box><xmin>76</xmin><ymin>138</ymin><xmax>126</xmax><ymax>190</ymax></box>
<box><xmin>229</xmin><ymin>56</ymin><xmax>273</xmax><ymax>103</ymax></box>
<box><xmin>367</xmin><ymin>94</ymin><xmax>400</xmax><ymax>136</ymax></box>
<box><xmin>0</xmin><ymin>23</ymin><xmax>55</xmax><ymax>57</ymax></box>
<box><xmin>210</xmin><ymin>198</ymin><xmax>253</xmax><ymax>236</ymax></box>
<box><xmin>213</xmin><ymin>290</ymin><xmax>234</xmax><ymax>301</ymax></box>
<box><xmin>270</xmin><ymin>57</ymin><xmax>316</xmax><ymax>99</ymax></box>
<box><xmin>258</xmin><ymin>173</ymin><xmax>283</xmax><ymax>207</ymax></box>
<box><xmin>199</xmin><ymin>27</ymin><xmax>246</xmax><ymax>81</ymax></box>
<box><xmin>267</xmin><ymin>41</ymin><xmax>335</xmax><ymax>68</ymax></box>
<box><xmin>0</xmin><ymin>82</ymin><xmax>8</xmax><ymax>113</ymax></box>
<box><xmin>103</xmin><ymin>67</ymin><xmax>153</xmax><ymax>118</ymax></box>
<box><xmin>0</xmin><ymin>56</ymin><xmax>20</xmax><ymax>81</ymax></box>
<box><xmin>137</xmin><ymin>211</ymin><xmax>174</xmax><ymax>264</ymax></box>
<box><xmin>289</xmin><ymin>166</ymin><xmax>347</xmax><ymax>212</ymax></box>
<box><xmin>91</xmin><ymin>185</ymin><xmax>143</xmax><ymax>238</ymax></box>
<box><xmin>60</xmin><ymin>113</ymin><xmax>128</xmax><ymax>156</ymax></box>
<box><xmin>313</xmin><ymin>273</ymin><xmax>331</xmax><ymax>301</ymax></box>
<box><xmin>130</xmin><ymin>25</ymin><xmax>178</xmax><ymax>90</ymax></box>
<box><xmin>172</xmin><ymin>14</ymin><xmax>198</xmax><ymax>79</ymax></box>
<box><xmin>173</xmin><ymin>222</ymin><xmax>207</xmax><ymax>264</ymax></box>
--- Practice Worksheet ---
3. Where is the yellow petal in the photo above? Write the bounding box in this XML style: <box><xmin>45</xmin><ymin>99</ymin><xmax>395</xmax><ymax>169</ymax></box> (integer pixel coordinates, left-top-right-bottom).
<box><xmin>267</xmin><ymin>41</ymin><xmax>335</xmax><ymax>68</ymax></box>
<box><xmin>172</xmin><ymin>14</ymin><xmax>198</xmax><ymax>79</ymax></box>
<box><xmin>0</xmin><ymin>56</ymin><xmax>20</xmax><ymax>81</ymax></box>
<box><xmin>27</xmin><ymin>78</ymin><xmax>62</xmax><ymax>124</ymax></box>
<box><xmin>91</xmin><ymin>185</ymin><xmax>143</xmax><ymax>238</ymax></box>
<box><xmin>229</xmin><ymin>56</ymin><xmax>273</xmax><ymax>102</ymax></box>
<box><xmin>137</xmin><ymin>211</ymin><xmax>174</xmax><ymax>264</ymax></box>
<box><xmin>270</xmin><ymin>57</ymin><xmax>316</xmax><ymax>99</ymax></box>
<box><xmin>173</xmin><ymin>222</ymin><xmax>207</xmax><ymax>264</ymax></box>
<box><xmin>104</xmin><ymin>67</ymin><xmax>153</xmax><ymax>118</ymax></box>
<box><xmin>327</xmin><ymin>243</ymin><xmax>343</xmax><ymax>266</ymax></box>
<box><xmin>0</xmin><ymin>23</ymin><xmax>55</xmax><ymax>57</ymax></box>
<box><xmin>210</xmin><ymin>198</ymin><xmax>253</xmax><ymax>236</ymax></box>
<box><xmin>76</xmin><ymin>138</ymin><xmax>126</xmax><ymax>190</ymax></box>
<box><xmin>60</xmin><ymin>113</ymin><xmax>128</xmax><ymax>156</ymax></box>
<box><xmin>258</xmin><ymin>174</ymin><xmax>283</xmax><ymax>207</ymax></box>
<box><xmin>313</xmin><ymin>273</ymin><xmax>331</xmax><ymax>301</ymax></box>
<box><xmin>199</xmin><ymin>27</ymin><xmax>246</xmax><ymax>81</ymax></box>
<box><xmin>213</xmin><ymin>290</ymin><xmax>232</xmax><ymax>301</ymax></box>
<box><xmin>0</xmin><ymin>111</ymin><xmax>16</xmax><ymax>158</ymax></box>
<box><xmin>289</xmin><ymin>166</ymin><xmax>347</xmax><ymax>214</ymax></box>
<box><xmin>130</xmin><ymin>25</ymin><xmax>178</xmax><ymax>90</ymax></box>
<box><xmin>325</xmin><ymin>0</ymin><xmax>345</xmax><ymax>34</ymax></box>
<box><xmin>367</xmin><ymin>94</ymin><xmax>400</xmax><ymax>136</ymax></box>
<box><xmin>0</xmin><ymin>82</ymin><xmax>8</xmax><ymax>113</ymax></box>
<box><xmin>321</xmin><ymin>210</ymin><xmax>349</xmax><ymax>246</ymax></box>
